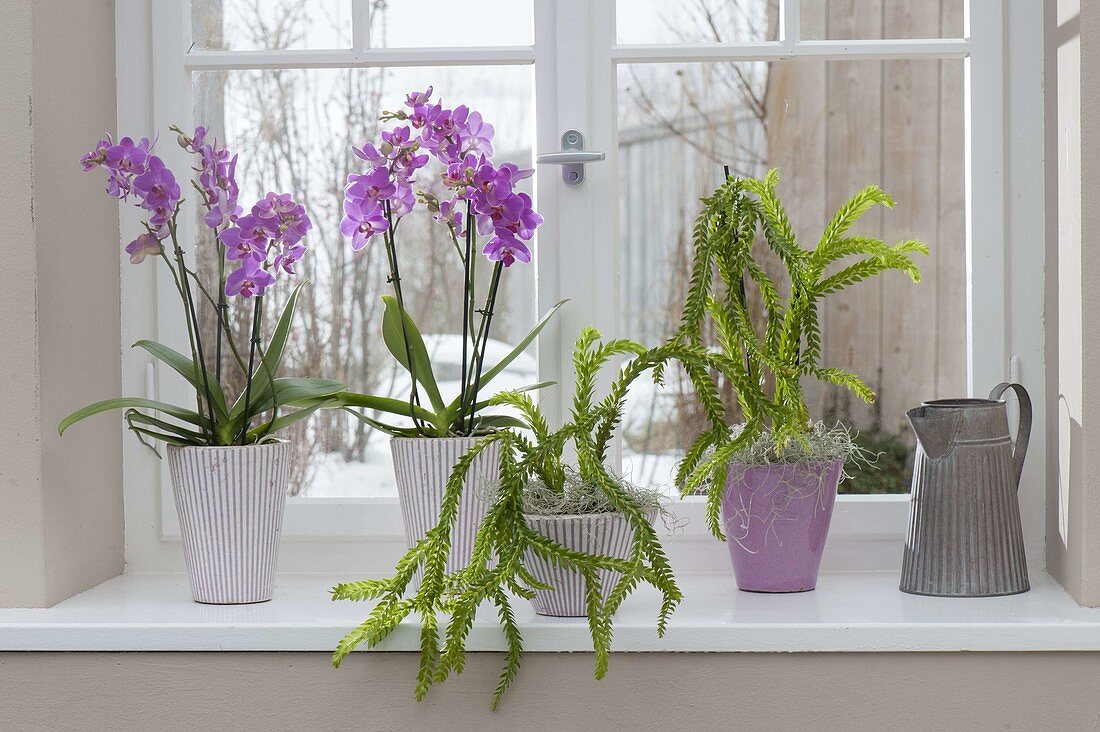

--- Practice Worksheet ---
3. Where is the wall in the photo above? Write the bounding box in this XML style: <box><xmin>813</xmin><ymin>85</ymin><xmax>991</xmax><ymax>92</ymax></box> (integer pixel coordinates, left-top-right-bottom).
<box><xmin>4</xmin><ymin>651</ymin><xmax>1100</xmax><ymax>731</ymax></box>
<box><xmin>1047</xmin><ymin>0</ymin><xmax>1100</xmax><ymax>604</ymax></box>
<box><xmin>0</xmin><ymin>0</ymin><xmax>122</xmax><ymax>607</ymax></box>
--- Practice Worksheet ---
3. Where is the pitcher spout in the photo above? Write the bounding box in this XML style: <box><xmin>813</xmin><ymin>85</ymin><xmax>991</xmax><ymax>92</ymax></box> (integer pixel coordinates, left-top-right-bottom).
<box><xmin>906</xmin><ymin>406</ymin><xmax>963</xmax><ymax>460</ymax></box>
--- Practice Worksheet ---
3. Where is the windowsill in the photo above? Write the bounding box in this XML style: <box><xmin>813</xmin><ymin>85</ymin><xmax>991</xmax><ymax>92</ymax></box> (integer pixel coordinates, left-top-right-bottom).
<box><xmin>0</xmin><ymin>570</ymin><xmax>1097</xmax><ymax>653</ymax></box>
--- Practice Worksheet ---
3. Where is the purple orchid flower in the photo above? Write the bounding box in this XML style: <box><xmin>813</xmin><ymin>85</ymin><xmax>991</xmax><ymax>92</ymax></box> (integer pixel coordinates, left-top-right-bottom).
<box><xmin>341</xmin><ymin>199</ymin><xmax>390</xmax><ymax>251</ymax></box>
<box><xmin>225</xmin><ymin>257</ymin><xmax>275</xmax><ymax>298</ymax></box>
<box><xmin>80</xmin><ymin>135</ymin><xmax>113</xmax><ymax>172</ymax></box>
<box><xmin>482</xmin><ymin>233</ymin><xmax>531</xmax><ymax>267</ymax></box>
<box><xmin>105</xmin><ymin>136</ymin><xmax>151</xmax><ymax>175</ymax></box>
<box><xmin>124</xmin><ymin>232</ymin><xmax>164</xmax><ymax>264</ymax></box>
<box><xmin>220</xmin><ymin>213</ymin><xmax>277</xmax><ymax>262</ymax></box>
<box><xmin>346</xmin><ymin>167</ymin><xmax>397</xmax><ymax>205</ymax></box>
<box><xmin>273</xmin><ymin>243</ymin><xmax>306</xmax><ymax>275</ymax></box>
<box><xmin>344</xmin><ymin>90</ymin><xmax>541</xmax><ymax>267</ymax></box>
<box><xmin>204</xmin><ymin>186</ymin><xmax>242</xmax><ymax>229</ymax></box>
<box><xmin>405</xmin><ymin>86</ymin><xmax>433</xmax><ymax>107</ymax></box>
<box><xmin>132</xmin><ymin>156</ymin><xmax>180</xmax><ymax>214</ymax></box>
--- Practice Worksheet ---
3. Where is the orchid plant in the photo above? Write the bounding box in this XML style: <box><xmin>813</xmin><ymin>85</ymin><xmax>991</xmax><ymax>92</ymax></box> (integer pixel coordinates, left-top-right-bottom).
<box><xmin>59</xmin><ymin>127</ymin><xmax>346</xmax><ymax>448</ymax></box>
<box><xmin>337</xmin><ymin>88</ymin><xmax>561</xmax><ymax>437</ymax></box>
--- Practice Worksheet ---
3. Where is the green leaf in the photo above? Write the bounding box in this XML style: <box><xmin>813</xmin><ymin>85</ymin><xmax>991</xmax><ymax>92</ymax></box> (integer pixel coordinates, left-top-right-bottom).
<box><xmin>474</xmin><ymin>300</ymin><xmax>565</xmax><ymax>390</ymax></box>
<box><xmin>261</xmin><ymin>281</ymin><xmax>304</xmax><ymax>381</ymax></box>
<box><xmin>133</xmin><ymin>340</ymin><xmax>227</xmax><ymax>419</ymax></box>
<box><xmin>381</xmin><ymin>295</ymin><xmax>445</xmax><ymax>413</ymax></box>
<box><xmin>243</xmin><ymin>378</ymin><xmax>346</xmax><ymax>419</ymax></box>
<box><xmin>247</xmin><ymin>398</ymin><xmax>340</xmax><ymax>442</ymax></box>
<box><xmin>336</xmin><ymin>390</ymin><xmax>439</xmax><ymax>424</ymax></box>
<box><xmin>342</xmin><ymin>408</ymin><xmax>420</xmax><ymax>437</ymax></box>
<box><xmin>472</xmin><ymin>414</ymin><xmax>528</xmax><ymax>431</ymax></box>
<box><xmin>124</xmin><ymin>409</ymin><xmax>206</xmax><ymax>442</ymax></box>
<box><xmin>60</xmin><ymin>398</ymin><xmax>207</xmax><ymax>436</ymax></box>
<box><xmin>229</xmin><ymin>282</ymin><xmax>304</xmax><ymax>418</ymax></box>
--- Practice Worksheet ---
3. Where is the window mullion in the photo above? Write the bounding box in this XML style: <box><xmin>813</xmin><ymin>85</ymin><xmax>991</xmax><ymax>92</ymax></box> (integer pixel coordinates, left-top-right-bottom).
<box><xmin>781</xmin><ymin>0</ymin><xmax>800</xmax><ymax>47</ymax></box>
<box><xmin>351</xmin><ymin>0</ymin><xmax>370</xmax><ymax>53</ymax></box>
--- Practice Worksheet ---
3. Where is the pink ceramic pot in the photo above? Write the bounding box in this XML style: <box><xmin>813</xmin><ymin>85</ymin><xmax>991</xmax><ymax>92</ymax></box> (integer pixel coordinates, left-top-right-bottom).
<box><xmin>720</xmin><ymin>459</ymin><xmax>843</xmax><ymax>592</ymax></box>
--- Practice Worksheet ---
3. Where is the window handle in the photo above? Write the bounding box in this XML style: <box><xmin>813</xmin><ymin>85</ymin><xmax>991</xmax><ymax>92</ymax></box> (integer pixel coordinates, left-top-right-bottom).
<box><xmin>536</xmin><ymin>130</ymin><xmax>605</xmax><ymax>186</ymax></box>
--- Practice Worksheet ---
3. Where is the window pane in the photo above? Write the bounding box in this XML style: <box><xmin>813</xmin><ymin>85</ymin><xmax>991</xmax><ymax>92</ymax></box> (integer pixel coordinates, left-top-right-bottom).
<box><xmin>617</xmin><ymin>0</ymin><xmax>779</xmax><ymax>44</ymax></box>
<box><xmin>193</xmin><ymin>66</ymin><xmax>535</xmax><ymax>497</ymax></box>
<box><xmin>192</xmin><ymin>0</ymin><xmax>352</xmax><ymax>50</ymax></box>
<box><xmin>372</xmin><ymin>0</ymin><xmax>533</xmax><ymax>47</ymax></box>
<box><xmin>800</xmin><ymin>0</ymin><xmax>964</xmax><ymax>40</ymax></box>
<box><xmin>618</xmin><ymin>57</ymin><xmax>966</xmax><ymax>495</ymax></box>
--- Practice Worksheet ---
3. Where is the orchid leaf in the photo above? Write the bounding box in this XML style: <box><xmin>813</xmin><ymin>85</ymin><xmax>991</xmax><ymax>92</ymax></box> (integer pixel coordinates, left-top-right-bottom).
<box><xmin>242</xmin><ymin>378</ymin><xmax>346</xmax><ymax>419</ymax></box>
<box><xmin>444</xmin><ymin>380</ymin><xmax>556</xmax><ymax>424</ymax></box>
<box><xmin>335</xmin><ymin>391</ymin><xmax>438</xmax><ymax>425</ymax></box>
<box><xmin>342</xmin><ymin>407</ymin><xmax>420</xmax><ymax>437</ymax></box>
<box><xmin>380</xmin><ymin>295</ymin><xmax>445</xmax><ymax>413</ymax></box>
<box><xmin>229</xmin><ymin>281</ymin><xmax>305</xmax><ymax>418</ymax></box>
<box><xmin>133</xmin><ymin>339</ymin><xmax>227</xmax><ymax>419</ymax></box>
<box><xmin>59</xmin><ymin>398</ymin><xmax>208</xmax><ymax>435</ymax></box>
<box><xmin>247</xmin><ymin>398</ymin><xmax>339</xmax><ymax>442</ymax></box>
<box><xmin>474</xmin><ymin>300</ymin><xmax>565</xmax><ymax>390</ymax></box>
<box><xmin>124</xmin><ymin>409</ymin><xmax>206</xmax><ymax>442</ymax></box>
<box><xmin>472</xmin><ymin>414</ymin><xmax>528</xmax><ymax>431</ymax></box>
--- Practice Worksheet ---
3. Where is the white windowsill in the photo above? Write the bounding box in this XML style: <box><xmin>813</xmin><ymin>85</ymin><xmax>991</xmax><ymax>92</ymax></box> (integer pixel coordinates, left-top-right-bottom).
<box><xmin>0</xmin><ymin>570</ymin><xmax>1097</xmax><ymax>653</ymax></box>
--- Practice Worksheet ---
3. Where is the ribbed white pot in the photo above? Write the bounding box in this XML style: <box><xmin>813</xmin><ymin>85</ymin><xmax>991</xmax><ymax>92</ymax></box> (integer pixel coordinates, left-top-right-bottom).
<box><xmin>166</xmin><ymin>442</ymin><xmax>290</xmax><ymax>604</ymax></box>
<box><xmin>391</xmin><ymin>437</ymin><xmax>500</xmax><ymax>582</ymax></box>
<box><xmin>522</xmin><ymin>510</ymin><xmax>656</xmax><ymax>617</ymax></box>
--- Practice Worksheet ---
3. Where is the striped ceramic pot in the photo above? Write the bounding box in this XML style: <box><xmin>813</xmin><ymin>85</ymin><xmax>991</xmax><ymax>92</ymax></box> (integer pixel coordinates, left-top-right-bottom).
<box><xmin>391</xmin><ymin>437</ymin><xmax>501</xmax><ymax>582</ymax></box>
<box><xmin>166</xmin><ymin>442</ymin><xmax>291</xmax><ymax>605</ymax></box>
<box><xmin>522</xmin><ymin>510</ymin><xmax>655</xmax><ymax>617</ymax></box>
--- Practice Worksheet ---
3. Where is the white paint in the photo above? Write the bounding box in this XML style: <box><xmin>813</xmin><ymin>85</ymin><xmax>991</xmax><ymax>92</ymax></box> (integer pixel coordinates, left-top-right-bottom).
<box><xmin>1</xmin><ymin>570</ymin><xmax>1098</xmax><ymax>653</ymax></box>
<box><xmin>121</xmin><ymin>1</ymin><xmax>1037</xmax><ymax>582</ymax></box>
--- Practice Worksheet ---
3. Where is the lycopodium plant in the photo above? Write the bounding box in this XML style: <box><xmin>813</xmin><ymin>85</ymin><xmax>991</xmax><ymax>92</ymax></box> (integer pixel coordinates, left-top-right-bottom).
<box><xmin>331</xmin><ymin>328</ymin><xmax>717</xmax><ymax>709</ymax></box>
<box><xmin>673</xmin><ymin>169</ymin><xmax>929</xmax><ymax>537</ymax></box>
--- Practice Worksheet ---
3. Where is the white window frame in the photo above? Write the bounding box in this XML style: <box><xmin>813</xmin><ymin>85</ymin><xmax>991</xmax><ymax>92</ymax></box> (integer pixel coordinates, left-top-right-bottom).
<box><xmin>117</xmin><ymin>0</ymin><xmax>1045</xmax><ymax>577</ymax></box>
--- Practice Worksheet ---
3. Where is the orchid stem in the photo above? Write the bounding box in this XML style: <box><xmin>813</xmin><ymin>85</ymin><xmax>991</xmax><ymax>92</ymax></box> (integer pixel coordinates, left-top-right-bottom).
<box><xmin>169</xmin><ymin>218</ymin><xmax>218</xmax><ymax>443</ymax></box>
<box><xmin>215</xmin><ymin>238</ymin><xmax>227</xmax><ymax>383</ymax></box>
<box><xmin>238</xmin><ymin>294</ymin><xmax>264</xmax><ymax>445</ymax></box>
<box><xmin>466</xmin><ymin>262</ymin><xmax>503</xmax><ymax>434</ymax></box>
<box><xmin>382</xmin><ymin>200</ymin><xmax>430</xmax><ymax>436</ymax></box>
<box><xmin>458</xmin><ymin>200</ymin><xmax>474</xmax><ymax>434</ymax></box>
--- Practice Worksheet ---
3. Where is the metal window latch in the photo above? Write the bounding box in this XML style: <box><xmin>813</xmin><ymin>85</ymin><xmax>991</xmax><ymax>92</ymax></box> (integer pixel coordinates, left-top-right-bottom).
<box><xmin>536</xmin><ymin>129</ymin><xmax>605</xmax><ymax>186</ymax></box>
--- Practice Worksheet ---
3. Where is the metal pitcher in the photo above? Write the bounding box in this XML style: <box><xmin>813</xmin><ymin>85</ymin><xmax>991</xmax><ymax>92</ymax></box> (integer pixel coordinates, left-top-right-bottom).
<box><xmin>900</xmin><ymin>383</ymin><xmax>1031</xmax><ymax>597</ymax></box>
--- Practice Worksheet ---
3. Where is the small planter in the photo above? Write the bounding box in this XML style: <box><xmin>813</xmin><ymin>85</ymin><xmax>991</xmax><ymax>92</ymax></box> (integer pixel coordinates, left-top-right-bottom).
<box><xmin>522</xmin><ymin>511</ymin><xmax>655</xmax><ymax>617</ymax></box>
<box><xmin>391</xmin><ymin>437</ymin><xmax>500</xmax><ymax>582</ymax></box>
<box><xmin>165</xmin><ymin>442</ymin><xmax>291</xmax><ymax>604</ymax></box>
<box><xmin>721</xmin><ymin>458</ymin><xmax>842</xmax><ymax>593</ymax></box>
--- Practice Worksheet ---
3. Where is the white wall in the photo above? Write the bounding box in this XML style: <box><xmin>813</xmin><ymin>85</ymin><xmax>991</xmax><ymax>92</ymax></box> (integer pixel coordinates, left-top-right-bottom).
<box><xmin>5</xmin><ymin>652</ymin><xmax>1100</xmax><ymax>730</ymax></box>
<box><xmin>0</xmin><ymin>0</ymin><xmax>122</xmax><ymax>607</ymax></box>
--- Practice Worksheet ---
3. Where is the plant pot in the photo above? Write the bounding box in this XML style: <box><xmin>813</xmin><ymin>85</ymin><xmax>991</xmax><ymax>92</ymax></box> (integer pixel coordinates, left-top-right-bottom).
<box><xmin>522</xmin><ymin>510</ymin><xmax>656</xmax><ymax>617</ymax></box>
<box><xmin>165</xmin><ymin>442</ymin><xmax>291</xmax><ymax>604</ymax></box>
<box><xmin>721</xmin><ymin>458</ymin><xmax>842</xmax><ymax>593</ymax></box>
<box><xmin>391</xmin><ymin>437</ymin><xmax>500</xmax><ymax>583</ymax></box>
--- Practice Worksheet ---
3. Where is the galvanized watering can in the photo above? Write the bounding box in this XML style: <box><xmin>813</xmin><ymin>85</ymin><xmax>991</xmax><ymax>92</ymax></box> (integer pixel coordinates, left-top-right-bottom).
<box><xmin>900</xmin><ymin>383</ymin><xmax>1031</xmax><ymax>597</ymax></box>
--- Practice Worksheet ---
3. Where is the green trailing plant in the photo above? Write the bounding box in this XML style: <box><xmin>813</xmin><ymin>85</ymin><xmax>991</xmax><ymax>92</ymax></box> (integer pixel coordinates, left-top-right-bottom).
<box><xmin>330</xmin><ymin>327</ymin><xmax>719</xmax><ymax>709</ymax></box>
<box><xmin>671</xmin><ymin>169</ymin><xmax>929</xmax><ymax>538</ymax></box>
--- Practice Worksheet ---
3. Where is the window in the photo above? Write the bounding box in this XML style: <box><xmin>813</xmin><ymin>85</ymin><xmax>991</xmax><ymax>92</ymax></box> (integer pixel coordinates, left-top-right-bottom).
<box><xmin>123</xmin><ymin>0</ymin><xmax>1026</xmax><ymax>574</ymax></box>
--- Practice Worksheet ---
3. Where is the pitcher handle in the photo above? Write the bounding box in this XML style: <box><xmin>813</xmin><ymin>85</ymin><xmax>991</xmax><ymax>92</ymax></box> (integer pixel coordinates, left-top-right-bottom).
<box><xmin>989</xmin><ymin>382</ymin><xmax>1032</xmax><ymax>490</ymax></box>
